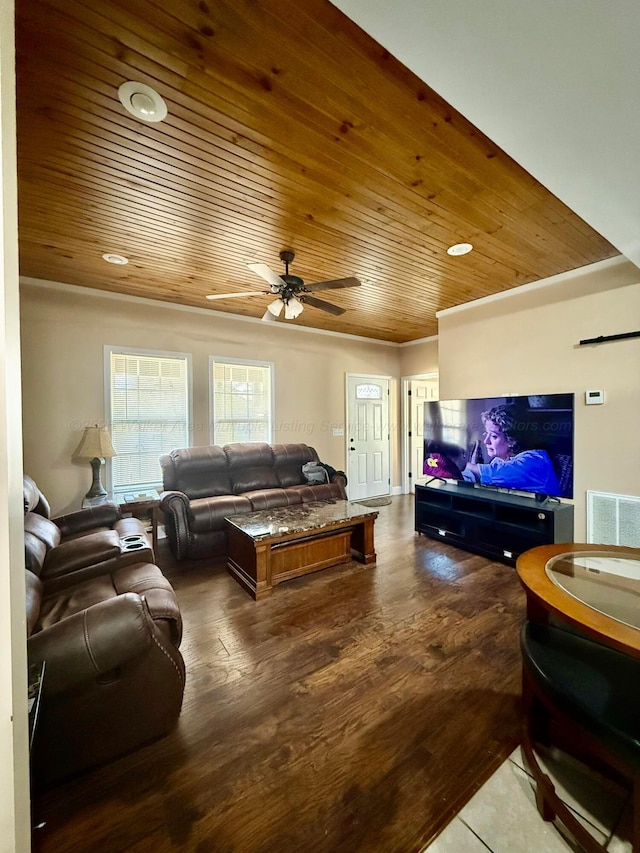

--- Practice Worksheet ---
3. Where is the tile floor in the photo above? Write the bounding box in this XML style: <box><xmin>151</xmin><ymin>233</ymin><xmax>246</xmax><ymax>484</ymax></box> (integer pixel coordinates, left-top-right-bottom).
<box><xmin>422</xmin><ymin>744</ymin><xmax>633</xmax><ymax>852</ymax></box>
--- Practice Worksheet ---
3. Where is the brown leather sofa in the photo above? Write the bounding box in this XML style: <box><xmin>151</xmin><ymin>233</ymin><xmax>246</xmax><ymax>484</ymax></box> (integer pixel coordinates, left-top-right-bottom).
<box><xmin>23</xmin><ymin>477</ymin><xmax>185</xmax><ymax>788</ymax></box>
<box><xmin>24</xmin><ymin>474</ymin><xmax>154</xmax><ymax>592</ymax></box>
<box><xmin>159</xmin><ymin>442</ymin><xmax>347</xmax><ymax>561</ymax></box>
<box><xmin>27</xmin><ymin>560</ymin><xmax>186</xmax><ymax>788</ymax></box>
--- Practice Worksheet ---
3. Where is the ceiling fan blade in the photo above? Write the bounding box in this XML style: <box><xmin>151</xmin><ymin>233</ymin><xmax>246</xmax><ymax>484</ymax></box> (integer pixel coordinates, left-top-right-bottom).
<box><xmin>206</xmin><ymin>291</ymin><xmax>267</xmax><ymax>300</ymax></box>
<box><xmin>302</xmin><ymin>295</ymin><xmax>346</xmax><ymax>316</ymax></box>
<box><xmin>303</xmin><ymin>276</ymin><xmax>361</xmax><ymax>293</ymax></box>
<box><xmin>247</xmin><ymin>263</ymin><xmax>286</xmax><ymax>288</ymax></box>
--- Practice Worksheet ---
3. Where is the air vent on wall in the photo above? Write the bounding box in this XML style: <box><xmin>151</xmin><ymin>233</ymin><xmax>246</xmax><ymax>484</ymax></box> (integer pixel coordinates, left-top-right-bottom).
<box><xmin>587</xmin><ymin>490</ymin><xmax>640</xmax><ymax>547</ymax></box>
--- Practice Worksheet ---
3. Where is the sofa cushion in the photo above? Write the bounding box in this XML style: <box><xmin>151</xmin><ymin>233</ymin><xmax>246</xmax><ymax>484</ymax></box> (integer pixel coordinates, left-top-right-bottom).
<box><xmin>25</xmin><ymin>512</ymin><xmax>63</xmax><ymax>576</ymax></box>
<box><xmin>24</xmin><ymin>512</ymin><xmax>61</xmax><ymax>551</ymax></box>
<box><xmin>272</xmin><ymin>443</ymin><xmax>319</xmax><ymax>487</ymax></box>
<box><xmin>284</xmin><ymin>483</ymin><xmax>346</xmax><ymax>502</ymax></box>
<box><xmin>230</xmin><ymin>466</ymin><xmax>280</xmax><ymax>494</ymax></box>
<box><xmin>189</xmin><ymin>494</ymin><xmax>253</xmax><ymax>533</ymax></box>
<box><xmin>25</xmin><ymin>531</ymin><xmax>48</xmax><ymax>577</ymax></box>
<box><xmin>54</xmin><ymin>504</ymin><xmax>120</xmax><ymax>538</ymax></box>
<box><xmin>37</xmin><ymin>562</ymin><xmax>181</xmax><ymax>635</ymax></box>
<box><xmin>224</xmin><ymin>442</ymin><xmax>280</xmax><ymax>494</ymax></box>
<box><xmin>26</xmin><ymin>570</ymin><xmax>43</xmax><ymax>637</ymax></box>
<box><xmin>164</xmin><ymin>446</ymin><xmax>231</xmax><ymax>498</ymax></box>
<box><xmin>224</xmin><ymin>442</ymin><xmax>274</xmax><ymax>469</ymax></box>
<box><xmin>244</xmin><ymin>488</ymin><xmax>303</xmax><ymax>512</ymax></box>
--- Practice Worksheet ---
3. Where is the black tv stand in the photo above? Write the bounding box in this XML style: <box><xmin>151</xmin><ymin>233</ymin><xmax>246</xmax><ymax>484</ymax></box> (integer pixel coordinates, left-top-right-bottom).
<box><xmin>414</xmin><ymin>482</ymin><xmax>574</xmax><ymax>566</ymax></box>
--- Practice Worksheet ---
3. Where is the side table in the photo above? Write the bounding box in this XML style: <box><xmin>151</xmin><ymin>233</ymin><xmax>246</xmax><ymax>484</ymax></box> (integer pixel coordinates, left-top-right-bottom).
<box><xmin>82</xmin><ymin>492</ymin><xmax>161</xmax><ymax>551</ymax></box>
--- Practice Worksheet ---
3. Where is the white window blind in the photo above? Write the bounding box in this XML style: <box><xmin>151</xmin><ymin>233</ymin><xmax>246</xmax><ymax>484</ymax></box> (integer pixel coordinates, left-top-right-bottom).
<box><xmin>108</xmin><ymin>350</ymin><xmax>190</xmax><ymax>491</ymax></box>
<box><xmin>211</xmin><ymin>360</ymin><xmax>272</xmax><ymax>445</ymax></box>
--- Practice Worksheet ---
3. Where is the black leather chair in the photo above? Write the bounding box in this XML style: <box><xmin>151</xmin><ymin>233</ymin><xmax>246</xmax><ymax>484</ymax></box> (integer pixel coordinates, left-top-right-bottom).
<box><xmin>520</xmin><ymin>620</ymin><xmax>640</xmax><ymax>852</ymax></box>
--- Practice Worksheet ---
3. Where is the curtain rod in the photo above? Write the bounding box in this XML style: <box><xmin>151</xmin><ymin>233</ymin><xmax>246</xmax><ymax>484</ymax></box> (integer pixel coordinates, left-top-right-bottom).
<box><xmin>578</xmin><ymin>330</ymin><xmax>640</xmax><ymax>346</ymax></box>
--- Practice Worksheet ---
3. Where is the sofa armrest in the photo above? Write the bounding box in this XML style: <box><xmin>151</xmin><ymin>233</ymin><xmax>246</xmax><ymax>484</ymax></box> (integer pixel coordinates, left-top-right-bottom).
<box><xmin>159</xmin><ymin>490</ymin><xmax>193</xmax><ymax>560</ymax></box>
<box><xmin>53</xmin><ymin>504</ymin><xmax>121</xmax><ymax>537</ymax></box>
<box><xmin>27</xmin><ymin>593</ymin><xmax>154</xmax><ymax>696</ymax></box>
<box><xmin>330</xmin><ymin>470</ymin><xmax>348</xmax><ymax>491</ymax></box>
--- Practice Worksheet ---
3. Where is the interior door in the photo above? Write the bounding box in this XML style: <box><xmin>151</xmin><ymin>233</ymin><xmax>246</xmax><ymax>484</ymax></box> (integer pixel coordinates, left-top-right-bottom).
<box><xmin>407</xmin><ymin>376</ymin><xmax>439</xmax><ymax>493</ymax></box>
<box><xmin>346</xmin><ymin>375</ymin><xmax>391</xmax><ymax>501</ymax></box>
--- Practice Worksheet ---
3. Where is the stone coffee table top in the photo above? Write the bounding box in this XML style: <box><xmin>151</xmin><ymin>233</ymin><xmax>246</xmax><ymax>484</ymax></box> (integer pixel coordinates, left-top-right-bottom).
<box><xmin>225</xmin><ymin>499</ymin><xmax>378</xmax><ymax>541</ymax></box>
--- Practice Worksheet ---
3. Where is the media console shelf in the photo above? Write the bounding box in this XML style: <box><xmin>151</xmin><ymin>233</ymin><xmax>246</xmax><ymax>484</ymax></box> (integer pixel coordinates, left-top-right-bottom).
<box><xmin>415</xmin><ymin>481</ymin><xmax>574</xmax><ymax>566</ymax></box>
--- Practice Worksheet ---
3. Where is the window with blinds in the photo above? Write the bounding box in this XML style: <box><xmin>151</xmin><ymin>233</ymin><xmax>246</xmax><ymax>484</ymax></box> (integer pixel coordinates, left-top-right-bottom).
<box><xmin>211</xmin><ymin>359</ymin><xmax>273</xmax><ymax>445</ymax></box>
<box><xmin>107</xmin><ymin>348</ymin><xmax>191</xmax><ymax>492</ymax></box>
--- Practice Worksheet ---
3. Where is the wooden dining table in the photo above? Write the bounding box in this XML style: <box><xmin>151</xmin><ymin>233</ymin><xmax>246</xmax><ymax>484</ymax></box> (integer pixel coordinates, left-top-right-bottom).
<box><xmin>516</xmin><ymin>542</ymin><xmax>640</xmax><ymax>659</ymax></box>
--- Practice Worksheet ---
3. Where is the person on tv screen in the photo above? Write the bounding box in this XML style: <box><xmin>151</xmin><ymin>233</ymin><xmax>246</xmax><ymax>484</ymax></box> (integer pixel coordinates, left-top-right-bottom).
<box><xmin>461</xmin><ymin>404</ymin><xmax>560</xmax><ymax>495</ymax></box>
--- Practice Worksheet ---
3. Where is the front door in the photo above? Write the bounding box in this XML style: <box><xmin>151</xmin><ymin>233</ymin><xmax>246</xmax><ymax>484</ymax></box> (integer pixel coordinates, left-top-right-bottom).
<box><xmin>346</xmin><ymin>374</ymin><xmax>391</xmax><ymax>501</ymax></box>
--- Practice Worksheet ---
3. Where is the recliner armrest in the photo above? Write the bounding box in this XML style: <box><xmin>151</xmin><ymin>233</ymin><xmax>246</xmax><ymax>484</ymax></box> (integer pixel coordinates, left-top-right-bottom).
<box><xmin>42</xmin><ymin>529</ymin><xmax>123</xmax><ymax>581</ymax></box>
<box><xmin>160</xmin><ymin>491</ymin><xmax>193</xmax><ymax>560</ymax></box>
<box><xmin>53</xmin><ymin>504</ymin><xmax>121</xmax><ymax>537</ymax></box>
<box><xmin>28</xmin><ymin>593</ymin><xmax>155</xmax><ymax>695</ymax></box>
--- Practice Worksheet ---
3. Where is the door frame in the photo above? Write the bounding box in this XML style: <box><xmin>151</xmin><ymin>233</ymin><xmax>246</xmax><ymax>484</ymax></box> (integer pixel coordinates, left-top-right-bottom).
<box><xmin>401</xmin><ymin>373</ymin><xmax>439</xmax><ymax>494</ymax></box>
<box><xmin>345</xmin><ymin>372</ymin><xmax>392</xmax><ymax>499</ymax></box>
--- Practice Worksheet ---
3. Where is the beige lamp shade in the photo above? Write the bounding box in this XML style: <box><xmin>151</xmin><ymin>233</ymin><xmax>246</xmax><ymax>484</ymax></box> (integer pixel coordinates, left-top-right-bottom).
<box><xmin>74</xmin><ymin>425</ymin><xmax>117</xmax><ymax>460</ymax></box>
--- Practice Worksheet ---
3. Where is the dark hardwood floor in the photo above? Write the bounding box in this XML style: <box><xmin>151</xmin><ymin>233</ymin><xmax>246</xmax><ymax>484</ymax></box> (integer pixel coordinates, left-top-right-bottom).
<box><xmin>31</xmin><ymin>495</ymin><xmax>526</xmax><ymax>852</ymax></box>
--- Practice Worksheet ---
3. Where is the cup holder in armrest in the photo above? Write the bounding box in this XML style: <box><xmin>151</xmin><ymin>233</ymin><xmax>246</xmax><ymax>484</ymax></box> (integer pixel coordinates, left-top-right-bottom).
<box><xmin>120</xmin><ymin>535</ymin><xmax>148</xmax><ymax>552</ymax></box>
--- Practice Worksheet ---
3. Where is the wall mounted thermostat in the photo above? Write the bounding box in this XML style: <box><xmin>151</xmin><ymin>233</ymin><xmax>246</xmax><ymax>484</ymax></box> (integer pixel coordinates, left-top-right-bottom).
<box><xmin>585</xmin><ymin>389</ymin><xmax>604</xmax><ymax>405</ymax></box>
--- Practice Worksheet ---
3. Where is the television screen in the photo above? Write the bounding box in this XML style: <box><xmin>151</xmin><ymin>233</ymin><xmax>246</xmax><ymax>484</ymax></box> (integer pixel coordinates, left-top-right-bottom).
<box><xmin>423</xmin><ymin>393</ymin><xmax>574</xmax><ymax>499</ymax></box>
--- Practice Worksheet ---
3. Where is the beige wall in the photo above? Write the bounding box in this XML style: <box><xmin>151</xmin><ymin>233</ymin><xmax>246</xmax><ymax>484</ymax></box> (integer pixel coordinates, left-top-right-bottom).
<box><xmin>20</xmin><ymin>281</ymin><xmax>402</xmax><ymax>515</ymax></box>
<box><xmin>437</xmin><ymin>257</ymin><xmax>640</xmax><ymax>539</ymax></box>
<box><xmin>399</xmin><ymin>336</ymin><xmax>438</xmax><ymax>378</ymax></box>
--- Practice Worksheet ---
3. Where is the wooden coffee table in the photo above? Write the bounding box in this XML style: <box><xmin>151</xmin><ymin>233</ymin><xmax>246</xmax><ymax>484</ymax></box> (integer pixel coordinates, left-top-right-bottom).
<box><xmin>225</xmin><ymin>500</ymin><xmax>378</xmax><ymax>600</ymax></box>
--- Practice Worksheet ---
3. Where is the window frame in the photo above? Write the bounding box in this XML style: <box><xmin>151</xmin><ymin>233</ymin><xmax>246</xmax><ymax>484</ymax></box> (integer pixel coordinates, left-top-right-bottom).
<box><xmin>209</xmin><ymin>355</ymin><xmax>275</xmax><ymax>446</ymax></box>
<box><xmin>104</xmin><ymin>345</ymin><xmax>193</xmax><ymax>495</ymax></box>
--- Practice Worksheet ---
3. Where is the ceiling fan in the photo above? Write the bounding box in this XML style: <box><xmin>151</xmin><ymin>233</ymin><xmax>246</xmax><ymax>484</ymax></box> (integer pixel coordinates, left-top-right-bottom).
<box><xmin>206</xmin><ymin>251</ymin><xmax>361</xmax><ymax>322</ymax></box>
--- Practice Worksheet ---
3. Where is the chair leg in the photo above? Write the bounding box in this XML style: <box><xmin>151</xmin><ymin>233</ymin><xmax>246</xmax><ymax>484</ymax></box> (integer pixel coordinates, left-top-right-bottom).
<box><xmin>522</xmin><ymin>725</ymin><xmax>556</xmax><ymax>822</ymax></box>
<box><xmin>534</xmin><ymin>775</ymin><xmax>556</xmax><ymax>822</ymax></box>
<box><xmin>632</xmin><ymin>775</ymin><xmax>640</xmax><ymax>852</ymax></box>
<box><xmin>523</xmin><ymin>729</ymin><xmax>607</xmax><ymax>852</ymax></box>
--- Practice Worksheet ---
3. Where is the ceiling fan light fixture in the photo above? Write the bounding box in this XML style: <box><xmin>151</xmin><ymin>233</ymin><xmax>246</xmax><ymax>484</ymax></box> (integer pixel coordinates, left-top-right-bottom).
<box><xmin>447</xmin><ymin>242</ymin><xmax>474</xmax><ymax>256</ymax></box>
<box><xmin>118</xmin><ymin>81</ymin><xmax>167</xmax><ymax>123</ymax></box>
<box><xmin>284</xmin><ymin>296</ymin><xmax>304</xmax><ymax>319</ymax></box>
<box><xmin>267</xmin><ymin>298</ymin><xmax>284</xmax><ymax>317</ymax></box>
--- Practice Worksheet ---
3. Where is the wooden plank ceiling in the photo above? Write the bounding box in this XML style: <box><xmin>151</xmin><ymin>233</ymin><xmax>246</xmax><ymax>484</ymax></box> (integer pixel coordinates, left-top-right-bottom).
<box><xmin>15</xmin><ymin>0</ymin><xmax>618</xmax><ymax>343</ymax></box>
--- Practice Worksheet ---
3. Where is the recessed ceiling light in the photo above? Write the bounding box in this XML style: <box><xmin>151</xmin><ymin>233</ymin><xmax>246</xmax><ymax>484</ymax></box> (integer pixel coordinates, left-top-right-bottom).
<box><xmin>118</xmin><ymin>81</ymin><xmax>167</xmax><ymax>123</ymax></box>
<box><xmin>447</xmin><ymin>242</ymin><xmax>473</xmax><ymax>256</ymax></box>
<box><xmin>102</xmin><ymin>253</ymin><xmax>128</xmax><ymax>265</ymax></box>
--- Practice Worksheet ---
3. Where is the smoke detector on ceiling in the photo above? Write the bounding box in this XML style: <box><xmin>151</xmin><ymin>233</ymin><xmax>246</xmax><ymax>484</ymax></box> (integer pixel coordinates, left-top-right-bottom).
<box><xmin>102</xmin><ymin>253</ymin><xmax>128</xmax><ymax>265</ymax></box>
<box><xmin>118</xmin><ymin>81</ymin><xmax>167</xmax><ymax>123</ymax></box>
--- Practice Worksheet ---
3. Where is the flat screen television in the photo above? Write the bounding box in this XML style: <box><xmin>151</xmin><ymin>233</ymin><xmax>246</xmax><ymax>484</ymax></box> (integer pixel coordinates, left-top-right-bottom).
<box><xmin>423</xmin><ymin>393</ymin><xmax>574</xmax><ymax>500</ymax></box>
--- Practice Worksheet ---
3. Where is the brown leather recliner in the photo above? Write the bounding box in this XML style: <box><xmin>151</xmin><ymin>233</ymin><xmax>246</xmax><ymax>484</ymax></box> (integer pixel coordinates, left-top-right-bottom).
<box><xmin>27</xmin><ymin>560</ymin><xmax>186</xmax><ymax>788</ymax></box>
<box><xmin>23</xmin><ymin>477</ymin><xmax>185</xmax><ymax>787</ymax></box>
<box><xmin>24</xmin><ymin>475</ymin><xmax>154</xmax><ymax>592</ymax></box>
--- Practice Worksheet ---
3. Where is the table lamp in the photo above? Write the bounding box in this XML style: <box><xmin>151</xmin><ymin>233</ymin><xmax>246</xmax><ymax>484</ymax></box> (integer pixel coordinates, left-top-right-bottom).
<box><xmin>74</xmin><ymin>424</ymin><xmax>117</xmax><ymax>498</ymax></box>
